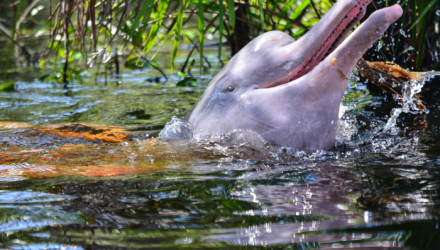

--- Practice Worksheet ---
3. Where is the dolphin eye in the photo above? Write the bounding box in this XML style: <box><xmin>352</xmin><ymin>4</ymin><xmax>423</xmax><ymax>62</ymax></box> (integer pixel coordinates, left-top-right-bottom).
<box><xmin>227</xmin><ymin>86</ymin><xmax>235</xmax><ymax>92</ymax></box>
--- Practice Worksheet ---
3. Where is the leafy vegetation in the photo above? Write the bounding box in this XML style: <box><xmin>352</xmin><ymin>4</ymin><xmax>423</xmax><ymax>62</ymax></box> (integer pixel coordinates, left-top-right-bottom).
<box><xmin>0</xmin><ymin>0</ymin><xmax>439</xmax><ymax>84</ymax></box>
<box><xmin>0</xmin><ymin>81</ymin><xmax>15</xmax><ymax>92</ymax></box>
<box><xmin>366</xmin><ymin>0</ymin><xmax>440</xmax><ymax>71</ymax></box>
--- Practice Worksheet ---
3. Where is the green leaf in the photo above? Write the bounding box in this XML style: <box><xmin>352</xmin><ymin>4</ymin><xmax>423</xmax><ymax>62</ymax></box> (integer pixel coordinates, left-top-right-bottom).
<box><xmin>149</xmin><ymin>60</ymin><xmax>159</xmax><ymax>68</ymax></box>
<box><xmin>0</xmin><ymin>82</ymin><xmax>15</xmax><ymax>92</ymax></box>
<box><xmin>4</xmin><ymin>0</ymin><xmax>24</xmax><ymax>79</ymax></box>
<box><xmin>71</xmin><ymin>52</ymin><xmax>83</xmax><ymax>60</ymax></box>
<box><xmin>39</xmin><ymin>72</ymin><xmax>53</xmax><ymax>81</ymax></box>
<box><xmin>227</xmin><ymin>0</ymin><xmax>235</xmax><ymax>29</ymax></box>
<box><xmin>176</xmin><ymin>77</ymin><xmax>196</xmax><ymax>87</ymax></box>
<box><xmin>143</xmin><ymin>0</ymin><xmax>170</xmax><ymax>57</ymax></box>
<box><xmin>171</xmin><ymin>0</ymin><xmax>188</xmax><ymax>73</ymax></box>
<box><xmin>129</xmin><ymin>0</ymin><xmax>153</xmax><ymax>41</ymax></box>
<box><xmin>283</xmin><ymin>0</ymin><xmax>310</xmax><ymax>32</ymax></box>
<box><xmin>219</xmin><ymin>0</ymin><xmax>224</xmax><ymax>58</ymax></box>
<box><xmin>137</xmin><ymin>0</ymin><xmax>155</xmax><ymax>40</ymax></box>
<box><xmin>188</xmin><ymin>58</ymin><xmax>196</xmax><ymax>73</ymax></box>
<box><xmin>281</xmin><ymin>0</ymin><xmax>295</xmax><ymax>15</ymax></box>
<box><xmin>125</xmin><ymin>57</ymin><xmax>144</xmax><ymax>69</ymax></box>
<box><xmin>126</xmin><ymin>0</ymin><xmax>154</xmax><ymax>52</ymax></box>
<box><xmin>258</xmin><ymin>0</ymin><xmax>265</xmax><ymax>31</ymax></box>
<box><xmin>322</xmin><ymin>0</ymin><xmax>333</xmax><ymax>7</ymax></box>
<box><xmin>399</xmin><ymin>0</ymin><xmax>408</xmax><ymax>6</ymax></box>
<box><xmin>394</xmin><ymin>2</ymin><xmax>407</xmax><ymax>56</ymax></box>
<box><xmin>198</xmin><ymin>0</ymin><xmax>205</xmax><ymax>74</ymax></box>
<box><xmin>292</xmin><ymin>27</ymin><xmax>306</xmax><ymax>38</ymax></box>
<box><xmin>290</xmin><ymin>0</ymin><xmax>310</xmax><ymax>20</ymax></box>
<box><xmin>39</xmin><ymin>71</ymin><xmax>64</xmax><ymax>83</ymax></box>
<box><xmin>409</xmin><ymin>0</ymin><xmax>437</xmax><ymax>30</ymax></box>
<box><xmin>177</xmin><ymin>72</ymin><xmax>187</xmax><ymax>77</ymax></box>
<box><xmin>416</xmin><ymin>22</ymin><xmax>427</xmax><ymax>68</ymax></box>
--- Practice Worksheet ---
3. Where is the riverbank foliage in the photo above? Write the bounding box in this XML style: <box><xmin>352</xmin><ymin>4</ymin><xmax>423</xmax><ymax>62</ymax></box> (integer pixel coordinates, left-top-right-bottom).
<box><xmin>1</xmin><ymin>0</ymin><xmax>439</xmax><ymax>83</ymax></box>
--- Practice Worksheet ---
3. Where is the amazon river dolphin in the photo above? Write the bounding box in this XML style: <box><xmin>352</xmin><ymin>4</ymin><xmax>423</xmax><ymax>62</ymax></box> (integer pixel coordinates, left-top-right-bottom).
<box><xmin>187</xmin><ymin>0</ymin><xmax>403</xmax><ymax>150</ymax></box>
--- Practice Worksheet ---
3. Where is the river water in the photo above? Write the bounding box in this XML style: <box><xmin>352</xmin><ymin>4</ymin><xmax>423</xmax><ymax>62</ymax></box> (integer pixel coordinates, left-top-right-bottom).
<box><xmin>1</xmin><ymin>45</ymin><xmax>440</xmax><ymax>249</ymax></box>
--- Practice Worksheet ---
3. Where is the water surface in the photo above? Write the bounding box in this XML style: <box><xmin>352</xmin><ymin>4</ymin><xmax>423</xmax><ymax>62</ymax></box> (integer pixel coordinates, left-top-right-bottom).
<box><xmin>1</xmin><ymin>46</ymin><xmax>440</xmax><ymax>249</ymax></box>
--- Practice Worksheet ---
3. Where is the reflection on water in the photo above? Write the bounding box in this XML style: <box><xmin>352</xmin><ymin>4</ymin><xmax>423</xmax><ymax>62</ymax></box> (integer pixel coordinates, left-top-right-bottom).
<box><xmin>2</xmin><ymin>160</ymin><xmax>439</xmax><ymax>248</ymax></box>
<box><xmin>1</xmin><ymin>48</ymin><xmax>440</xmax><ymax>248</ymax></box>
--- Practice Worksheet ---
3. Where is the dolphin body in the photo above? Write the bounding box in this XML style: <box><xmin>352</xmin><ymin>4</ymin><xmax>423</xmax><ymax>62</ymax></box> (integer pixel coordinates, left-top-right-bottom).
<box><xmin>187</xmin><ymin>0</ymin><xmax>403</xmax><ymax>151</ymax></box>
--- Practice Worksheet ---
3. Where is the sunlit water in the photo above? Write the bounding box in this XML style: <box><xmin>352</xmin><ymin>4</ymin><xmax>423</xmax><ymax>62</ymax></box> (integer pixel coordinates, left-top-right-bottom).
<box><xmin>1</xmin><ymin>46</ymin><xmax>440</xmax><ymax>249</ymax></box>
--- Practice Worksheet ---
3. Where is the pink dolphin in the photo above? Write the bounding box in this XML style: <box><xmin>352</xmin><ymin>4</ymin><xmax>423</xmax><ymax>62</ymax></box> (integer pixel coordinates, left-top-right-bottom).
<box><xmin>188</xmin><ymin>0</ymin><xmax>403</xmax><ymax>150</ymax></box>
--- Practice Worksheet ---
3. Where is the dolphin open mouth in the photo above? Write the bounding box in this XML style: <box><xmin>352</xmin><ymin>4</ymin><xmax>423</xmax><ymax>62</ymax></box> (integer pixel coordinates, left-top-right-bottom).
<box><xmin>187</xmin><ymin>0</ymin><xmax>403</xmax><ymax>150</ymax></box>
<box><xmin>267</xmin><ymin>0</ymin><xmax>372</xmax><ymax>88</ymax></box>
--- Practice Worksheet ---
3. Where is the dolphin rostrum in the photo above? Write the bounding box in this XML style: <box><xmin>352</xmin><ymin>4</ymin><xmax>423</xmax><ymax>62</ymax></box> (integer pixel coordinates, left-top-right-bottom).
<box><xmin>187</xmin><ymin>0</ymin><xmax>403</xmax><ymax>151</ymax></box>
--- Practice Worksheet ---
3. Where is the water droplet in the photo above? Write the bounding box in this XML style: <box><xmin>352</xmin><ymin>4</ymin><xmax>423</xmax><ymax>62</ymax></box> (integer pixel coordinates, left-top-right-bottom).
<box><xmin>400</xmin><ymin>29</ymin><xmax>407</xmax><ymax>37</ymax></box>
<box><xmin>408</xmin><ymin>46</ymin><xmax>414</xmax><ymax>50</ymax></box>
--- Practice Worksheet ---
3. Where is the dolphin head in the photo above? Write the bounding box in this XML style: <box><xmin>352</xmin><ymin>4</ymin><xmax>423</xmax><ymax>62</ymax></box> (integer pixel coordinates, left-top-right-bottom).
<box><xmin>188</xmin><ymin>0</ymin><xmax>403</xmax><ymax>150</ymax></box>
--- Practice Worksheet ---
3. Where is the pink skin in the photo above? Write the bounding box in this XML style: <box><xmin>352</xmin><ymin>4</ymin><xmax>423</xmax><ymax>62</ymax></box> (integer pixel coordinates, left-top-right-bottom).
<box><xmin>266</xmin><ymin>0</ymin><xmax>373</xmax><ymax>86</ymax></box>
<box><xmin>187</xmin><ymin>1</ymin><xmax>403</xmax><ymax>150</ymax></box>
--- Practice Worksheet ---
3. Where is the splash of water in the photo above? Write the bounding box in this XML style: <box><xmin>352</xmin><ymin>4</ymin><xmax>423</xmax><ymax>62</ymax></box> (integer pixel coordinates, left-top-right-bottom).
<box><xmin>158</xmin><ymin>71</ymin><xmax>440</xmax><ymax>163</ymax></box>
<box><xmin>383</xmin><ymin>72</ymin><xmax>439</xmax><ymax>134</ymax></box>
<box><xmin>159</xmin><ymin>116</ymin><xmax>193</xmax><ymax>138</ymax></box>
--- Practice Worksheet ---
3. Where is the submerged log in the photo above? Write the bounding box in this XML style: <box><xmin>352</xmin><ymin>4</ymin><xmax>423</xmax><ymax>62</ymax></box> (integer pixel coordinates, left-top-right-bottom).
<box><xmin>356</xmin><ymin>58</ymin><xmax>427</xmax><ymax>111</ymax></box>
